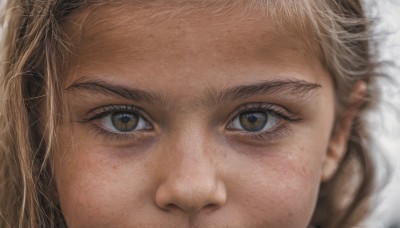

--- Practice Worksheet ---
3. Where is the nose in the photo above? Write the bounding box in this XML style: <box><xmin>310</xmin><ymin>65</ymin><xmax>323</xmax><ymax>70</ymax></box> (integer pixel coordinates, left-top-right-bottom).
<box><xmin>155</xmin><ymin>139</ymin><xmax>227</xmax><ymax>215</ymax></box>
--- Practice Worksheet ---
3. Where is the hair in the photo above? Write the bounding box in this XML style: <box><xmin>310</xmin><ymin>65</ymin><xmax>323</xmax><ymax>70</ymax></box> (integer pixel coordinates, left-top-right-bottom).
<box><xmin>0</xmin><ymin>0</ymin><xmax>380</xmax><ymax>227</ymax></box>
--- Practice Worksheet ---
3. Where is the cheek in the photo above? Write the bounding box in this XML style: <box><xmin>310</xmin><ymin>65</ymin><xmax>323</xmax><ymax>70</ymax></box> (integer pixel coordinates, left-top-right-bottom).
<box><xmin>53</xmin><ymin>121</ymin><xmax>328</xmax><ymax>227</ymax></box>
<box><xmin>229</xmin><ymin>145</ymin><xmax>323</xmax><ymax>226</ymax></box>
<box><xmin>53</xmin><ymin>132</ymin><xmax>155</xmax><ymax>226</ymax></box>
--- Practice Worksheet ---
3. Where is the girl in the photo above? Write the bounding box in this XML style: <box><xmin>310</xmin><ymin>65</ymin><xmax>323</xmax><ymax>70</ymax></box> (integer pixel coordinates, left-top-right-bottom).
<box><xmin>0</xmin><ymin>0</ymin><xmax>379</xmax><ymax>227</ymax></box>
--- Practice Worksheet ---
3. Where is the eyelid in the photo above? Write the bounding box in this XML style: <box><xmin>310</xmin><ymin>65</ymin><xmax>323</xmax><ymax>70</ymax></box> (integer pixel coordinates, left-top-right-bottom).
<box><xmin>226</xmin><ymin>103</ymin><xmax>299</xmax><ymax>126</ymax></box>
<box><xmin>225</xmin><ymin>103</ymin><xmax>282</xmax><ymax>132</ymax></box>
<box><xmin>227</xmin><ymin>112</ymin><xmax>280</xmax><ymax>132</ymax></box>
<box><xmin>224</xmin><ymin>103</ymin><xmax>301</xmax><ymax>142</ymax></box>
<box><xmin>100</xmin><ymin>112</ymin><xmax>152</xmax><ymax>134</ymax></box>
<box><xmin>80</xmin><ymin>104</ymin><xmax>156</xmax><ymax>142</ymax></box>
<box><xmin>83</xmin><ymin>104</ymin><xmax>153</xmax><ymax>123</ymax></box>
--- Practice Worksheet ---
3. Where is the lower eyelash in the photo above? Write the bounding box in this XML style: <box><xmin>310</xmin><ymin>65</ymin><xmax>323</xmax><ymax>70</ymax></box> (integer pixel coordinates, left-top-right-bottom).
<box><xmin>225</xmin><ymin>103</ymin><xmax>299</xmax><ymax>143</ymax></box>
<box><xmin>231</xmin><ymin>124</ymin><xmax>292</xmax><ymax>143</ymax></box>
<box><xmin>87</xmin><ymin>123</ymin><xmax>151</xmax><ymax>142</ymax></box>
<box><xmin>81</xmin><ymin>105</ymin><xmax>153</xmax><ymax>141</ymax></box>
<box><xmin>82</xmin><ymin>104</ymin><xmax>297</xmax><ymax>142</ymax></box>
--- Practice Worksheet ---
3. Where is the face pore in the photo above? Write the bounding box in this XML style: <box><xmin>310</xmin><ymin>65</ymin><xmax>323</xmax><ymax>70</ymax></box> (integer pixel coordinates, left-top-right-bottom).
<box><xmin>53</xmin><ymin>2</ymin><xmax>344</xmax><ymax>227</ymax></box>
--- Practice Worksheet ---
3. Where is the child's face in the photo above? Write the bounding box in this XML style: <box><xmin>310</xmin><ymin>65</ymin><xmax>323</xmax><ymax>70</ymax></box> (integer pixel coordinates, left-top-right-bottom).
<box><xmin>54</xmin><ymin>4</ymin><xmax>343</xmax><ymax>227</ymax></box>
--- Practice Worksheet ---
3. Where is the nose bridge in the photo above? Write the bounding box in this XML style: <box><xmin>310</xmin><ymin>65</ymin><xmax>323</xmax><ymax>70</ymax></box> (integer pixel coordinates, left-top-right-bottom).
<box><xmin>155</xmin><ymin>125</ymin><xmax>227</xmax><ymax>215</ymax></box>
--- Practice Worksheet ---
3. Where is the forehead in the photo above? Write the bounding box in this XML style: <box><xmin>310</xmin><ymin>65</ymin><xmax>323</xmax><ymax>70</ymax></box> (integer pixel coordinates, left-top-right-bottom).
<box><xmin>65</xmin><ymin>0</ymin><xmax>320</xmax><ymax>66</ymax></box>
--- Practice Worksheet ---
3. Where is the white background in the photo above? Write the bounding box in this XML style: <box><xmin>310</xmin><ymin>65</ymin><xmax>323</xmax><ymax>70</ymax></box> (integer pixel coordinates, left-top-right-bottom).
<box><xmin>1</xmin><ymin>0</ymin><xmax>399</xmax><ymax>227</ymax></box>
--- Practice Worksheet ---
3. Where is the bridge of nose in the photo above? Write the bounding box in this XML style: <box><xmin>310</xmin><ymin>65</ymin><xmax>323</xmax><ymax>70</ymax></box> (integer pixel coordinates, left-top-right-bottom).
<box><xmin>154</xmin><ymin>128</ymin><xmax>227</xmax><ymax>215</ymax></box>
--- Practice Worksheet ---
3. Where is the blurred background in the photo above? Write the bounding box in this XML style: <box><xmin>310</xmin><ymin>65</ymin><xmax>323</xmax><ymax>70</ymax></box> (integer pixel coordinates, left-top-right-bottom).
<box><xmin>0</xmin><ymin>0</ymin><xmax>399</xmax><ymax>227</ymax></box>
<box><xmin>364</xmin><ymin>0</ymin><xmax>400</xmax><ymax>227</ymax></box>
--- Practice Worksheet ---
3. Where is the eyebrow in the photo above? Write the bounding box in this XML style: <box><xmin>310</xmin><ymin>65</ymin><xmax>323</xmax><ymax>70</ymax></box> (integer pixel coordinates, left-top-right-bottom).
<box><xmin>206</xmin><ymin>79</ymin><xmax>321</xmax><ymax>106</ymax></box>
<box><xmin>65</xmin><ymin>78</ymin><xmax>321</xmax><ymax>107</ymax></box>
<box><xmin>65</xmin><ymin>78</ymin><xmax>167</xmax><ymax>106</ymax></box>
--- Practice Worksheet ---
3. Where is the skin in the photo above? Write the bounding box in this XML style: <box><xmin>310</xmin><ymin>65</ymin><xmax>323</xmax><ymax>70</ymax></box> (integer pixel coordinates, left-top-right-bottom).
<box><xmin>53</xmin><ymin>3</ymin><xmax>361</xmax><ymax>228</ymax></box>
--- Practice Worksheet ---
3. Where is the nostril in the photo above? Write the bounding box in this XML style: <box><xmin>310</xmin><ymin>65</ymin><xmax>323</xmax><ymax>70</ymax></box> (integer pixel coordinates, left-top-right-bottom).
<box><xmin>201</xmin><ymin>202</ymin><xmax>221</xmax><ymax>213</ymax></box>
<box><xmin>155</xmin><ymin>183</ymin><xmax>227</xmax><ymax>215</ymax></box>
<box><xmin>163</xmin><ymin>203</ymin><xmax>182</xmax><ymax>212</ymax></box>
<box><xmin>203</xmin><ymin>203</ymin><xmax>213</xmax><ymax>209</ymax></box>
<box><xmin>160</xmin><ymin>201</ymin><xmax>215</xmax><ymax>214</ymax></box>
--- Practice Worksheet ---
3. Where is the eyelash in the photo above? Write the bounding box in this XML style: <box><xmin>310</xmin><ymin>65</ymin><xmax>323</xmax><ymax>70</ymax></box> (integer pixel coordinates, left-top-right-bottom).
<box><xmin>82</xmin><ymin>105</ymin><xmax>153</xmax><ymax>141</ymax></box>
<box><xmin>225</xmin><ymin>103</ymin><xmax>301</xmax><ymax>142</ymax></box>
<box><xmin>82</xmin><ymin>103</ymin><xmax>301</xmax><ymax>142</ymax></box>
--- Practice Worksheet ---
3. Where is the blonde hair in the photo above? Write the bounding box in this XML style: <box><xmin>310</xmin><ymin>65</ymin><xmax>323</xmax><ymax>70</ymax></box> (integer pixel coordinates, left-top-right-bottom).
<box><xmin>0</xmin><ymin>0</ymin><xmax>379</xmax><ymax>227</ymax></box>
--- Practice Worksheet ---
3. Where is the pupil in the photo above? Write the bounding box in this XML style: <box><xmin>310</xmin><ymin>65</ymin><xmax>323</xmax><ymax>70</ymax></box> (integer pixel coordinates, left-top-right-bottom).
<box><xmin>120</xmin><ymin>115</ymin><xmax>130</xmax><ymax>123</ymax></box>
<box><xmin>247</xmin><ymin>115</ymin><xmax>258</xmax><ymax>123</ymax></box>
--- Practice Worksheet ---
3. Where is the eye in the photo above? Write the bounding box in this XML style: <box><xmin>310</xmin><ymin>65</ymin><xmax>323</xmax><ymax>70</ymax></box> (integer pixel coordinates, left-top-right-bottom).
<box><xmin>99</xmin><ymin>111</ymin><xmax>151</xmax><ymax>133</ymax></box>
<box><xmin>228</xmin><ymin>111</ymin><xmax>280</xmax><ymax>133</ymax></box>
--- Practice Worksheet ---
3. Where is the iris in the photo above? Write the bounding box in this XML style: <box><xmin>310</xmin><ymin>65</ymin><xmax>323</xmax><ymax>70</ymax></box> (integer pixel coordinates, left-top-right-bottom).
<box><xmin>239</xmin><ymin>112</ymin><xmax>268</xmax><ymax>132</ymax></box>
<box><xmin>111</xmin><ymin>112</ymin><xmax>139</xmax><ymax>132</ymax></box>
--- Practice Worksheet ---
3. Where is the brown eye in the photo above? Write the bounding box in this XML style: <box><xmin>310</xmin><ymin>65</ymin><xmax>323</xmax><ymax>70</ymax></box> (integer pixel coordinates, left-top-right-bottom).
<box><xmin>111</xmin><ymin>112</ymin><xmax>139</xmax><ymax>132</ymax></box>
<box><xmin>239</xmin><ymin>112</ymin><xmax>268</xmax><ymax>132</ymax></box>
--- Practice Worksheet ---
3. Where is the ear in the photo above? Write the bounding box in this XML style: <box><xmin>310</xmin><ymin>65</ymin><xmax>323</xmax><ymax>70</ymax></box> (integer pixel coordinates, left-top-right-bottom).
<box><xmin>321</xmin><ymin>81</ymin><xmax>367</xmax><ymax>182</ymax></box>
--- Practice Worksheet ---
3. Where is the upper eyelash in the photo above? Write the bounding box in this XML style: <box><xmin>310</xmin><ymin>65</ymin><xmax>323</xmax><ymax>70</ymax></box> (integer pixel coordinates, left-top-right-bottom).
<box><xmin>83</xmin><ymin>103</ymin><xmax>299</xmax><ymax>127</ymax></box>
<box><xmin>81</xmin><ymin>103</ymin><xmax>299</xmax><ymax>142</ymax></box>
<box><xmin>228</xmin><ymin>103</ymin><xmax>301</xmax><ymax>124</ymax></box>
<box><xmin>80</xmin><ymin>105</ymin><xmax>153</xmax><ymax>141</ymax></box>
<box><xmin>82</xmin><ymin>105</ymin><xmax>146</xmax><ymax>123</ymax></box>
<box><xmin>225</xmin><ymin>103</ymin><xmax>301</xmax><ymax>142</ymax></box>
